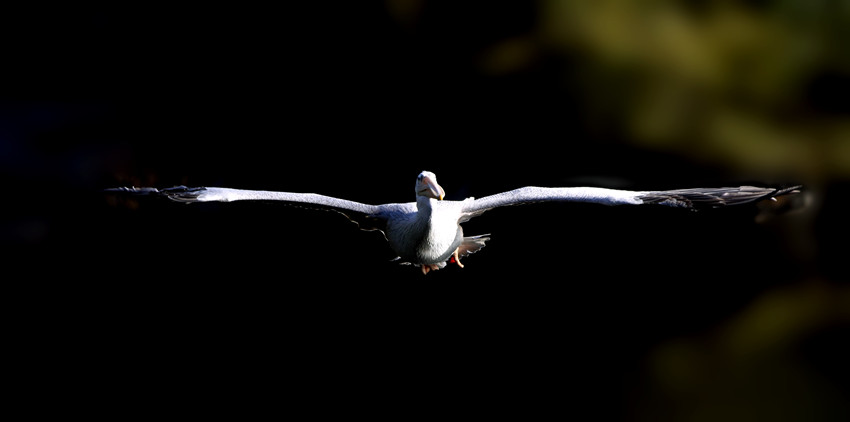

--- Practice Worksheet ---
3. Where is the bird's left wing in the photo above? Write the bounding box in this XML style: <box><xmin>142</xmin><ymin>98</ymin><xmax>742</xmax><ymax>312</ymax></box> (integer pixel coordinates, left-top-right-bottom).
<box><xmin>459</xmin><ymin>185</ymin><xmax>801</xmax><ymax>222</ymax></box>
<box><xmin>106</xmin><ymin>186</ymin><xmax>405</xmax><ymax>234</ymax></box>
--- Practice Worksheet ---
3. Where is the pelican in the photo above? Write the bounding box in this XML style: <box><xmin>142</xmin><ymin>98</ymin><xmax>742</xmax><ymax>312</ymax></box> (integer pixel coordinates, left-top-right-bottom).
<box><xmin>107</xmin><ymin>171</ymin><xmax>800</xmax><ymax>274</ymax></box>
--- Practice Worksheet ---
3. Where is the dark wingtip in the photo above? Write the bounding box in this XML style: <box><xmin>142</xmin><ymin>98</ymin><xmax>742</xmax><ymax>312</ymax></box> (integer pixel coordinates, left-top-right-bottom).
<box><xmin>103</xmin><ymin>186</ymin><xmax>161</xmax><ymax>195</ymax></box>
<box><xmin>104</xmin><ymin>186</ymin><xmax>207</xmax><ymax>202</ymax></box>
<box><xmin>639</xmin><ymin>185</ymin><xmax>803</xmax><ymax>209</ymax></box>
<box><xmin>158</xmin><ymin>186</ymin><xmax>207</xmax><ymax>202</ymax></box>
<box><xmin>771</xmin><ymin>185</ymin><xmax>803</xmax><ymax>198</ymax></box>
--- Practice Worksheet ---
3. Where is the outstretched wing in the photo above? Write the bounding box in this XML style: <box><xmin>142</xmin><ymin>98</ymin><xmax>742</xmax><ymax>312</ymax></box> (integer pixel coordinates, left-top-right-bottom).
<box><xmin>637</xmin><ymin>186</ymin><xmax>801</xmax><ymax>208</ymax></box>
<box><xmin>105</xmin><ymin>186</ymin><xmax>406</xmax><ymax>234</ymax></box>
<box><xmin>460</xmin><ymin>185</ymin><xmax>801</xmax><ymax>222</ymax></box>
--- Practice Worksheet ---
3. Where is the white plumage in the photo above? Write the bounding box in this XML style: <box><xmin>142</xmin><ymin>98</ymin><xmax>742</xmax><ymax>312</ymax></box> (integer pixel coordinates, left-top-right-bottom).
<box><xmin>107</xmin><ymin>171</ymin><xmax>800</xmax><ymax>274</ymax></box>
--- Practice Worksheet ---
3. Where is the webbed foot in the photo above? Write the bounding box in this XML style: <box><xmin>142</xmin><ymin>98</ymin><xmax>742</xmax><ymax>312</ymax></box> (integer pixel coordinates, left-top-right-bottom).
<box><xmin>451</xmin><ymin>248</ymin><xmax>464</xmax><ymax>268</ymax></box>
<box><xmin>421</xmin><ymin>264</ymin><xmax>442</xmax><ymax>275</ymax></box>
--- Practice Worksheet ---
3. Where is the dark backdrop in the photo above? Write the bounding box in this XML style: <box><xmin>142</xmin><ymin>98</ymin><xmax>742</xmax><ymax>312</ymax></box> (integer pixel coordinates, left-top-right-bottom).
<box><xmin>4</xmin><ymin>2</ymin><xmax>848</xmax><ymax>420</ymax></box>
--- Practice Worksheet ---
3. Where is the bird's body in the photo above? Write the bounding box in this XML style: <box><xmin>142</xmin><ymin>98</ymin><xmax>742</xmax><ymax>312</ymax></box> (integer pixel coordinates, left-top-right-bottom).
<box><xmin>387</xmin><ymin>196</ymin><xmax>461</xmax><ymax>266</ymax></box>
<box><xmin>108</xmin><ymin>171</ymin><xmax>800</xmax><ymax>274</ymax></box>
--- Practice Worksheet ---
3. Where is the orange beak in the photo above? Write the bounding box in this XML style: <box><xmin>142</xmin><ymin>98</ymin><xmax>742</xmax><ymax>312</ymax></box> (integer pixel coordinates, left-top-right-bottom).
<box><xmin>419</xmin><ymin>176</ymin><xmax>445</xmax><ymax>200</ymax></box>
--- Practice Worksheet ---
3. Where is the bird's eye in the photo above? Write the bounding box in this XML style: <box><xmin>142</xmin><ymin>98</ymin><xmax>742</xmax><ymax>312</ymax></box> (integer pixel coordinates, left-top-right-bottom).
<box><xmin>417</xmin><ymin>174</ymin><xmax>424</xmax><ymax>181</ymax></box>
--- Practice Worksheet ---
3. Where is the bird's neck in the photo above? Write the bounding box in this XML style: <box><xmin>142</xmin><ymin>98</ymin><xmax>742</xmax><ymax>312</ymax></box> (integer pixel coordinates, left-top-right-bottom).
<box><xmin>415</xmin><ymin>195</ymin><xmax>434</xmax><ymax>221</ymax></box>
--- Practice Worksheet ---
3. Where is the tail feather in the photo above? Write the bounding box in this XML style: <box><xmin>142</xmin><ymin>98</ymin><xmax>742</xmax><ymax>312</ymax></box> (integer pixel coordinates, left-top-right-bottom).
<box><xmin>458</xmin><ymin>234</ymin><xmax>491</xmax><ymax>258</ymax></box>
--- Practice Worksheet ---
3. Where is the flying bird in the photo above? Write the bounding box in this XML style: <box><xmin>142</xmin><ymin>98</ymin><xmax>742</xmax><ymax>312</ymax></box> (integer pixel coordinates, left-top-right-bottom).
<box><xmin>107</xmin><ymin>172</ymin><xmax>800</xmax><ymax>274</ymax></box>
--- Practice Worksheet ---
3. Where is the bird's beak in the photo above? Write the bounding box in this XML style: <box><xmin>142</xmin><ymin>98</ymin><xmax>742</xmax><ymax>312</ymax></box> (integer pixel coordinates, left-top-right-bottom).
<box><xmin>421</xmin><ymin>176</ymin><xmax>445</xmax><ymax>200</ymax></box>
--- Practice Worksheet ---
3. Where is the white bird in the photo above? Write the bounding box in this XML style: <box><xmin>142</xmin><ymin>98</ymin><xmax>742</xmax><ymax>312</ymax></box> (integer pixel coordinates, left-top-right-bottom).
<box><xmin>108</xmin><ymin>171</ymin><xmax>800</xmax><ymax>274</ymax></box>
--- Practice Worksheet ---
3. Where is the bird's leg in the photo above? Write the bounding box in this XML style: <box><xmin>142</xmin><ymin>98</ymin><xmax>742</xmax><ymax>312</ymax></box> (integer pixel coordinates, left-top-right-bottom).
<box><xmin>421</xmin><ymin>264</ymin><xmax>442</xmax><ymax>275</ymax></box>
<box><xmin>452</xmin><ymin>248</ymin><xmax>464</xmax><ymax>268</ymax></box>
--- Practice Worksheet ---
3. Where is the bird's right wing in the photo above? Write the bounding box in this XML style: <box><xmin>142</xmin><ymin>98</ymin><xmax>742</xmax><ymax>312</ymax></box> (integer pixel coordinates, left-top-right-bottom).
<box><xmin>105</xmin><ymin>186</ymin><xmax>409</xmax><ymax>234</ymax></box>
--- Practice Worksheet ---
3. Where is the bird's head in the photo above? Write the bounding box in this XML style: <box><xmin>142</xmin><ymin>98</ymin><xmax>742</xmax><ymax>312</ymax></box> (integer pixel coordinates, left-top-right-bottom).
<box><xmin>415</xmin><ymin>171</ymin><xmax>445</xmax><ymax>200</ymax></box>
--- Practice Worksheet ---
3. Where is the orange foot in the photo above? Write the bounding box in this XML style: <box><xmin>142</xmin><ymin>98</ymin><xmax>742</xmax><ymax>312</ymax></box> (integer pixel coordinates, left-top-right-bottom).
<box><xmin>420</xmin><ymin>264</ymin><xmax>442</xmax><ymax>275</ymax></box>
<box><xmin>452</xmin><ymin>248</ymin><xmax>464</xmax><ymax>268</ymax></box>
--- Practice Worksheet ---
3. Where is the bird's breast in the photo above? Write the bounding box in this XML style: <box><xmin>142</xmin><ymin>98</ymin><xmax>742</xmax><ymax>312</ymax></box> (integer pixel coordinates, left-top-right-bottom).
<box><xmin>386</xmin><ymin>203</ymin><xmax>462</xmax><ymax>264</ymax></box>
<box><xmin>420</xmin><ymin>209</ymin><xmax>462</xmax><ymax>262</ymax></box>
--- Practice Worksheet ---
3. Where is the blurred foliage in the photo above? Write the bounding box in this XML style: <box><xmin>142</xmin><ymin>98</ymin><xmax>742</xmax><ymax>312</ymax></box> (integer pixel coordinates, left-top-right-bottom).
<box><xmin>634</xmin><ymin>281</ymin><xmax>850</xmax><ymax>421</ymax></box>
<box><xmin>554</xmin><ymin>0</ymin><xmax>850</xmax><ymax>181</ymax></box>
<box><xmin>387</xmin><ymin>0</ymin><xmax>850</xmax><ymax>182</ymax></box>
<box><xmin>539</xmin><ymin>0</ymin><xmax>850</xmax><ymax>181</ymax></box>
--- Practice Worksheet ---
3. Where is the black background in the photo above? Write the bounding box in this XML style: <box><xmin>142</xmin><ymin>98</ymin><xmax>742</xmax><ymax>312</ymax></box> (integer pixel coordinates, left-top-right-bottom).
<box><xmin>4</xmin><ymin>3</ymin><xmax>848</xmax><ymax>419</ymax></box>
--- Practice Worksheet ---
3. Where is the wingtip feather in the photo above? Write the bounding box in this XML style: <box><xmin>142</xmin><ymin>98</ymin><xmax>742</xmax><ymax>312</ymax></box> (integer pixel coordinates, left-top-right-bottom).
<box><xmin>104</xmin><ymin>185</ymin><xmax>208</xmax><ymax>202</ymax></box>
<box><xmin>638</xmin><ymin>185</ymin><xmax>802</xmax><ymax>209</ymax></box>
